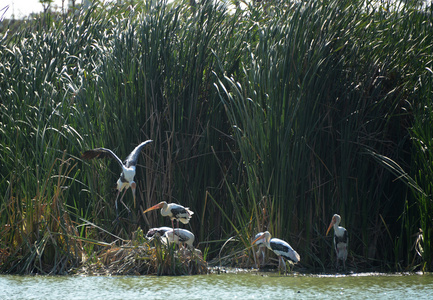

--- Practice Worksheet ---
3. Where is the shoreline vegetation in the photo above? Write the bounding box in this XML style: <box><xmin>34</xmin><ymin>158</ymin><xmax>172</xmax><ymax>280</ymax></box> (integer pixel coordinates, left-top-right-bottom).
<box><xmin>1</xmin><ymin>0</ymin><xmax>432</xmax><ymax>275</ymax></box>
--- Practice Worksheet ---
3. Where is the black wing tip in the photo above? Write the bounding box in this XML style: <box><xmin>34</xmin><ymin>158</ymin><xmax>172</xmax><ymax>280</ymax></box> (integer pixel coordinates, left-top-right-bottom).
<box><xmin>81</xmin><ymin>148</ymin><xmax>110</xmax><ymax>160</ymax></box>
<box><xmin>81</xmin><ymin>150</ymin><xmax>97</xmax><ymax>160</ymax></box>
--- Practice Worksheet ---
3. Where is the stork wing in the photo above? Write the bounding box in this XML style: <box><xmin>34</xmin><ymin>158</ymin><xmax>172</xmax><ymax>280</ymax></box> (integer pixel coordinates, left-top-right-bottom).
<box><xmin>81</xmin><ymin>148</ymin><xmax>124</xmax><ymax>167</ymax></box>
<box><xmin>270</xmin><ymin>238</ymin><xmax>300</xmax><ymax>263</ymax></box>
<box><xmin>177</xmin><ymin>230</ymin><xmax>194</xmax><ymax>242</ymax></box>
<box><xmin>124</xmin><ymin>139</ymin><xmax>153</xmax><ymax>167</ymax></box>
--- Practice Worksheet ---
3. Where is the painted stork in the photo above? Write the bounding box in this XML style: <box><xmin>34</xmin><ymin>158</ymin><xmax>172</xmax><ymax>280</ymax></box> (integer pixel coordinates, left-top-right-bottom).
<box><xmin>143</xmin><ymin>201</ymin><xmax>194</xmax><ymax>230</ymax></box>
<box><xmin>253</xmin><ymin>232</ymin><xmax>267</xmax><ymax>266</ymax></box>
<box><xmin>161</xmin><ymin>228</ymin><xmax>195</xmax><ymax>249</ymax></box>
<box><xmin>252</xmin><ymin>231</ymin><xmax>300</xmax><ymax>274</ymax></box>
<box><xmin>145</xmin><ymin>226</ymin><xmax>173</xmax><ymax>240</ymax></box>
<box><xmin>81</xmin><ymin>140</ymin><xmax>153</xmax><ymax>220</ymax></box>
<box><xmin>326</xmin><ymin>214</ymin><xmax>348</xmax><ymax>270</ymax></box>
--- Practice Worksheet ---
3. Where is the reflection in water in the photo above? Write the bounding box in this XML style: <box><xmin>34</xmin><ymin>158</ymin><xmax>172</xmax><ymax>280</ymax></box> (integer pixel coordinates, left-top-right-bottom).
<box><xmin>1</xmin><ymin>272</ymin><xmax>432</xmax><ymax>299</ymax></box>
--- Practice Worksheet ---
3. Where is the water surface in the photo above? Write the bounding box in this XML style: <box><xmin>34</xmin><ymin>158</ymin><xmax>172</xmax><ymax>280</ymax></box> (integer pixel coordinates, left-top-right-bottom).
<box><xmin>1</xmin><ymin>271</ymin><xmax>432</xmax><ymax>299</ymax></box>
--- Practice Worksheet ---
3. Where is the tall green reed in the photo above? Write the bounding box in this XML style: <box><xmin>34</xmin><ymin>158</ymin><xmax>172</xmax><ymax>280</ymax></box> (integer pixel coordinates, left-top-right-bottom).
<box><xmin>215</xmin><ymin>0</ymin><xmax>432</xmax><ymax>270</ymax></box>
<box><xmin>359</xmin><ymin>2</ymin><xmax>433</xmax><ymax>270</ymax></box>
<box><xmin>0</xmin><ymin>6</ymin><xmax>106</xmax><ymax>273</ymax></box>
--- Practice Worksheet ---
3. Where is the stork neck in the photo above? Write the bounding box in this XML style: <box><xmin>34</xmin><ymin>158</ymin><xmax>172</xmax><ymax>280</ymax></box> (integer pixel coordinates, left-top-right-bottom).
<box><xmin>117</xmin><ymin>177</ymin><xmax>128</xmax><ymax>191</ymax></box>
<box><xmin>334</xmin><ymin>224</ymin><xmax>345</xmax><ymax>236</ymax></box>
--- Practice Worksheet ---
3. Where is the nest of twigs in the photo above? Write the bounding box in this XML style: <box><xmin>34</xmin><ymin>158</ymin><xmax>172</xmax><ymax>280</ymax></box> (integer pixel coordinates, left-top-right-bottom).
<box><xmin>73</xmin><ymin>238</ymin><xmax>208</xmax><ymax>276</ymax></box>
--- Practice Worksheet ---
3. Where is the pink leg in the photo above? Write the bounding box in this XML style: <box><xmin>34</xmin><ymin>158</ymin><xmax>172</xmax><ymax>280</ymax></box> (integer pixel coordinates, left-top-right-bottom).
<box><xmin>114</xmin><ymin>189</ymin><xmax>128</xmax><ymax>221</ymax></box>
<box><xmin>118</xmin><ymin>189</ymin><xmax>131</xmax><ymax>213</ymax></box>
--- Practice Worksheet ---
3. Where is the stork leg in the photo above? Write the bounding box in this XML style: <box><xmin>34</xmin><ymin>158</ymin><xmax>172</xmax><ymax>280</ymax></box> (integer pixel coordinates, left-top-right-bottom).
<box><xmin>113</xmin><ymin>190</ymin><xmax>122</xmax><ymax>223</ymax></box>
<box><xmin>118</xmin><ymin>189</ymin><xmax>131</xmax><ymax>215</ymax></box>
<box><xmin>280</xmin><ymin>257</ymin><xmax>287</xmax><ymax>275</ymax></box>
<box><xmin>277</xmin><ymin>256</ymin><xmax>280</xmax><ymax>271</ymax></box>
<box><xmin>113</xmin><ymin>189</ymin><xmax>129</xmax><ymax>223</ymax></box>
<box><xmin>255</xmin><ymin>248</ymin><xmax>265</xmax><ymax>268</ymax></box>
<box><xmin>277</xmin><ymin>256</ymin><xmax>282</xmax><ymax>274</ymax></box>
<box><xmin>253</xmin><ymin>249</ymin><xmax>259</xmax><ymax>269</ymax></box>
<box><xmin>253</xmin><ymin>247</ymin><xmax>261</xmax><ymax>269</ymax></box>
<box><xmin>335</xmin><ymin>248</ymin><xmax>340</xmax><ymax>270</ymax></box>
<box><xmin>174</xmin><ymin>222</ymin><xmax>184</xmax><ymax>249</ymax></box>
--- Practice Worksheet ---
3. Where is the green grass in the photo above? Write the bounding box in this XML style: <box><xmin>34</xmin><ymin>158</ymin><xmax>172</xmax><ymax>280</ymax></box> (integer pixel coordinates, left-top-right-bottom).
<box><xmin>1</xmin><ymin>0</ymin><xmax>432</xmax><ymax>274</ymax></box>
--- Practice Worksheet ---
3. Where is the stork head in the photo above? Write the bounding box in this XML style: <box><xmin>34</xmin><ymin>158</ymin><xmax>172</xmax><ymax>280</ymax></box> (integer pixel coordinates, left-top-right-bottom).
<box><xmin>252</xmin><ymin>232</ymin><xmax>266</xmax><ymax>247</ymax></box>
<box><xmin>326</xmin><ymin>214</ymin><xmax>341</xmax><ymax>236</ymax></box>
<box><xmin>252</xmin><ymin>231</ymin><xmax>271</xmax><ymax>246</ymax></box>
<box><xmin>143</xmin><ymin>201</ymin><xmax>167</xmax><ymax>214</ymax></box>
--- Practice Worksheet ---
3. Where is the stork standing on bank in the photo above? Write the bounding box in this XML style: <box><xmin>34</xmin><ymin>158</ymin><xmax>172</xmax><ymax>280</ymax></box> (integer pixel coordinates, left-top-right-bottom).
<box><xmin>81</xmin><ymin>140</ymin><xmax>153</xmax><ymax>221</ymax></box>
<box><xmin>326</xmin><ymin>214</ymin><xmax>348</xmax><ymax>270</ymax></box>
<box><xmin>252</xmin><ymin>231</ymin><xmax>300</xmax><ymax>274</ymax></box>
<box><xmin>143</xmin><ymin>201</ymin><xmax>194</xmax><ymax>230</ymax></box>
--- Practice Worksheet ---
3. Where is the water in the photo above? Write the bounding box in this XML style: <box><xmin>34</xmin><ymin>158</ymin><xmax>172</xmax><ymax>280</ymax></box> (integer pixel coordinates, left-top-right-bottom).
<box><xmin>1</xmin><ymin>271</ymin><xmax>432</xmax><ymax>299</ymax></box>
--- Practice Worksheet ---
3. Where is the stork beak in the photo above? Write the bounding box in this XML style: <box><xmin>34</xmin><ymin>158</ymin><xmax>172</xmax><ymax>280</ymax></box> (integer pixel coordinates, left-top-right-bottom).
<box><xmin>326</xmin><ymin>218</ymin><xmax>336</xmax><ymax>236</ymax></box>
<box><xmin>252</xmin><ymin>233</ymin><xmax>266</xmax><ymax>245</ymax></box>
<box><xmin>143</xmin><ymin>202</ymin><xmax>164</xmax><ymax>214</ymax></box>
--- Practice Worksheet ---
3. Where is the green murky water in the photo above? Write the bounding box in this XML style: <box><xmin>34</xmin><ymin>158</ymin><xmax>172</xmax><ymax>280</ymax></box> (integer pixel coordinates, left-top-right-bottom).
<box><xmin>1</xmin><ymin>271</ymin><xmax>432</xmax><ymax>299</ymax></box>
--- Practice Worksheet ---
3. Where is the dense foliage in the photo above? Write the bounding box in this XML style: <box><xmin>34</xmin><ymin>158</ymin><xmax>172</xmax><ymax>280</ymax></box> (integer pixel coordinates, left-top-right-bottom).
<box><xmin>0</xmin><ymin>0</ymin><xmax>432</xmax><ymax>274</ymax></box>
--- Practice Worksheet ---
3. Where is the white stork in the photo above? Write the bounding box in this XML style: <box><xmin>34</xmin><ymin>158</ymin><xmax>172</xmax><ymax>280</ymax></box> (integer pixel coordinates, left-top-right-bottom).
<box><xmin>161</xmin><ymin>228</ymin><xmax>195</xmax><ymax>249</ymax></box>
<box><xmin>143</xmin><ymin>201</ymin><xmax>194</xmax><ymax>230</ymax></box>
<box><xmin>252</xmin><ymin>231</ymin><xmax>300</xmax><ymax>274</ymax></box>
<box><xmin>145</xmin><ymin>226</ymin><xmax>173</xmax><ymax>240</ymax></box>
<box><xmin>81</xmin><ymin>140</ymin><xmax>153</xmax><ymax>220</ymax></box>
<box><xmin>326</xmin><ymin>214</ymin><xmax>348</xmax><ymax>270</ymax></box>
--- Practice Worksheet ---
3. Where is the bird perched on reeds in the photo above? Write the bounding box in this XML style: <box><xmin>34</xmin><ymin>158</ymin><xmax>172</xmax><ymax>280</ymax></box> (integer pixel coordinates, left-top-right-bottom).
<box><xmin>252</xmin><ymin>231</ymin><xmax>300</xmax><ymax>274</ymax></box>
<box><xmin>143</xmin><ymin>201</ymin><xmax>194</xmax><ymax>230</ymax></box>
<box><xmin>326</xmin><ymin>214</ymin><xmax>348</xmax><ymax>270</ymax></box>
<box><xmin>81</xmin><ymin>140</ymin><xmax>153</xmax><ymax>221</ymax></box>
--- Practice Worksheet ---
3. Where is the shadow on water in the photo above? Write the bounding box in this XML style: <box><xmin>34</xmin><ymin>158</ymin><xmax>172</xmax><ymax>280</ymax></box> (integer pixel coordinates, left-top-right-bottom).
<box><xmin>1</xmin><ymin>271</ymin><xmax>432</xmax><ymax>299</ymax></box>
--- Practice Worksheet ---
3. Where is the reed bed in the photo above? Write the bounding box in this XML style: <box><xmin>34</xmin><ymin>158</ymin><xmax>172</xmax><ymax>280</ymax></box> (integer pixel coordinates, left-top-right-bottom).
<box><xmin>72</xmin><ymin>229</ymin><xmax>207</xmax><ymax>276</ymax></box>
<box><xmin>0</xmin><ymin>0</ymin><xmax>432</xmax><ymax>274</ymax></box>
